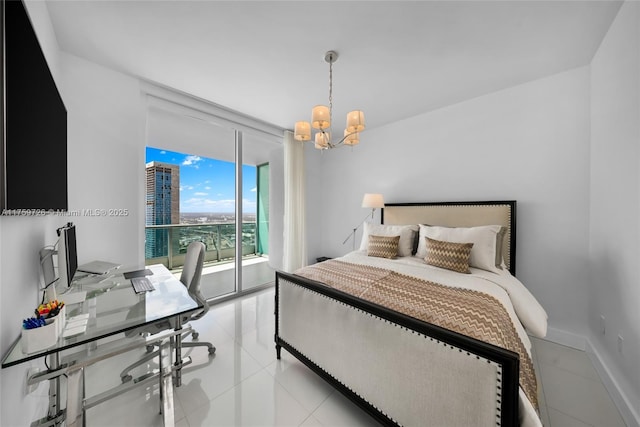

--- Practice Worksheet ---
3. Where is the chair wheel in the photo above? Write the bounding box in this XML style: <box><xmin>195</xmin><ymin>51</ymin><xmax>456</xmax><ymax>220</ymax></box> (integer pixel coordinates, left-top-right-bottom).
<box><xmin>192</xmin><ymin>331</ymin><xmax>199</xmax><ymax>340</ymax></box>
<box><xmin>121</xmin><ymin>374</ymin><xmax>132</xmax><ymax>383</ymax></box>
<box><xmin>208</xmin><ymin>346</ymin><xmax>216</xmax><ymax>355</ymax></box>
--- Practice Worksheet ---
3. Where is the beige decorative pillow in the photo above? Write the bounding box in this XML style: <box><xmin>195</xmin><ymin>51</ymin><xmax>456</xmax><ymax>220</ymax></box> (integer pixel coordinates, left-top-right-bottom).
<box><xmin>359</xmin><ymin>223</ymin><xmax>418</xmax><ymax>257</ymax></box>
<box><xmin>424</xmin><ymin>237</ymin><xmax>474</xmax><ymax>274</ymax></box>
<box><xmin>367</xmin><ymin>235</ymin><xmax>400</xmax><ymax>259</ymax></box>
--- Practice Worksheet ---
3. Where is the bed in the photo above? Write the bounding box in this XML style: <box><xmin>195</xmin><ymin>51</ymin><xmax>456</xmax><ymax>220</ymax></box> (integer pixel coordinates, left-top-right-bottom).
<box><xmin>274</xmin><ymin>201</ymin><xmax>547</xmax><ymax>427</ymax></box>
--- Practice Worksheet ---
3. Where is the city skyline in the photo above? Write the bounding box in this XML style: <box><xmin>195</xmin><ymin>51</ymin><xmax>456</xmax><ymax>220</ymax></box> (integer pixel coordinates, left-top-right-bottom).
<box><xmin>146</xmin><ymin>146</ymin><xmax>257</xmax><ymax>214</ymax></box>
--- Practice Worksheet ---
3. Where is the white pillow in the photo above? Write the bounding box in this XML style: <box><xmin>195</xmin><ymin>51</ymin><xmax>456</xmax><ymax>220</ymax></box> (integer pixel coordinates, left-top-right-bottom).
<box><xmin>416</xmin><ymin>224</ymin><xmax>503</xmax><ymax>273</ymax></box>
<box><xmin>359</xmin><ymin>223</ymin><xmax>418</xmax><ymax>257</ymax></box>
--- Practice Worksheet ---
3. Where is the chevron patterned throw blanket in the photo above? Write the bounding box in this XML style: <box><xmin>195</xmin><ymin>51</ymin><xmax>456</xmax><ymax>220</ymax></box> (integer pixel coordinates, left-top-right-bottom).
<box><xmin>295</xmin><ymin>259</ymin><xmax>538</xmax><ymax>410</ymax></box>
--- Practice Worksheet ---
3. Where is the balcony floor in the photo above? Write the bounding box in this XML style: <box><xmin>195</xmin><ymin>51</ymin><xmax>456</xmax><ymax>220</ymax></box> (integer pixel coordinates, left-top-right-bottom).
<box><xmin>168</xmin><ymin>255</ymin><xmax>274</xmax><ymax>300</ymax></box>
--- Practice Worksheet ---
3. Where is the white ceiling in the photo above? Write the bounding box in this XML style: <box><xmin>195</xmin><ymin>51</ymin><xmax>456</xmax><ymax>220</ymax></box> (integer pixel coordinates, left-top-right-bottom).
<box><xmin>45</xmin><ymin>0</ymin><xmax>622</xmax><ymax>132</ymax></box>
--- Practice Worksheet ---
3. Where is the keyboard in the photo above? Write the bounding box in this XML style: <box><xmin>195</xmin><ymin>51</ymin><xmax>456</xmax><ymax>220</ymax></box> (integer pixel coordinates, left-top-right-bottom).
<box><xmin>131</xmin><ymin>277</ymin><xmax>155</xmax><ymax>294</ymax></box>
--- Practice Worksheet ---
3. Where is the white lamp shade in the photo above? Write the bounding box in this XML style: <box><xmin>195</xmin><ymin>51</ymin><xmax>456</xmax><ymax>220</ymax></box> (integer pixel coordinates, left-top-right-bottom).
<box><xmin>346</xmin><ymin>110</ymin><xmax>365</xmax><ymax>133</ymax></box>
<box><xmin>344</xmin><ymin>129</ymin><xmax>359</xmax><ymax>146</ymax></box>
<box><xmin>315</xmin><ymin>131</ymin><xmax>329</xmax><ymax>149</ymax></box>
<box><xmin>312</xmin><ymin>105</ymin><xmax>330</xmax><ymax>129</ymax></box>
<box><xmin>362</xmin><ymin>193</ymin><xmax>384</xmax><ymax>209</ymax></box>
<box><xmin>294</xmin><ymin>121</ymin><xmax>311</xmax><ymax>141</ymax></box>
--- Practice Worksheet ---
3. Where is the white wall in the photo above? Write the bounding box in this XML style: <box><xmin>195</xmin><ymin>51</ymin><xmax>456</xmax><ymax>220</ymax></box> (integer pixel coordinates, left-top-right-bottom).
<box><xmin>307</xmin><ymin>66</ymin><xmax>592</xmax><ymax>340</ymax></box>
<box><xmin>589</xmin><ymin>1</ymin><xmax>640</xmax><ymax>424</ymax></box>
<box><xmin>62</xmin><ymin>52</ymin><xmax>146</xmax><ymax>268</ymax></box>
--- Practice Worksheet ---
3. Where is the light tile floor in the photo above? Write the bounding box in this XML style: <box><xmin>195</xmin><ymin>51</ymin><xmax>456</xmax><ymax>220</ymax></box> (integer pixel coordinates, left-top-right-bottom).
<box><xmin>85</xmin><ymin>287</ymin><xmax>627</xmax><ymax>427</ymax></box>
<box><xmin>531</xmin><ymin>336</ymin><xmax>627</xmax><ymax>427</ymax></box>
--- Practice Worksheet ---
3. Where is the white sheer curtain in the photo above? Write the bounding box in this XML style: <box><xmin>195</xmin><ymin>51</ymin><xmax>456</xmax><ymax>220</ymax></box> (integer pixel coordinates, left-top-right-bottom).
<box><xmin>283</xmin><ymin>130</ymin><xmax>307</xmax><ymax>272</ymax></box>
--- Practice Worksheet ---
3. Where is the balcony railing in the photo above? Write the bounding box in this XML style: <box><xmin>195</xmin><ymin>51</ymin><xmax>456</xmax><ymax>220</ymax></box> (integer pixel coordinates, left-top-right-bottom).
<box><xmin>145</xmin><ymin>222</ymin><xmax>260</xmax><ymax>270</ymax></box>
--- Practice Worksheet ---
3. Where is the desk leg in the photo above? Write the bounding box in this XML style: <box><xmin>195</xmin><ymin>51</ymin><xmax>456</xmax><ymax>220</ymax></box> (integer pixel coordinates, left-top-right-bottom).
<box><xmin>65</xmin><ymin>367</ymin><xmax>84</xmax><ymax>427</ymax></box>
<box><xmin>174</xmin><ymin>316</ymin><xmax>183</xmax><ymax>387</ymax></box>
<box><xmin>28</xmin><ymin>354</ymin><xmax>67</xmax><ymax>427</ymax></box>
<box><xmin>47</xmin><ymin>353</ymin><xmax>61</xmax><ymax>421</ymax></box>
<box><xmin>159</xmin><ymin>339</ymin><xmax>175</xmax><ymax>426</ymax></box>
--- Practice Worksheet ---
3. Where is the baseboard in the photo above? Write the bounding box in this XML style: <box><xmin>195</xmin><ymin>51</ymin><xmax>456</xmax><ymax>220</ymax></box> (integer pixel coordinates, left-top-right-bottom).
<box><xmin>544</xmin><ymin>326</ymin><xmax>586</xmax><ymax>350</ymax></box>
<box><xmin>585</xmin><ymin>339</ymin><xmax>640</xmax><ymax>427</ymax></box>
<box><xmin>543</xmin><ymin>328</ymin><xmax>638</xmax><ymax>427</ymax></box>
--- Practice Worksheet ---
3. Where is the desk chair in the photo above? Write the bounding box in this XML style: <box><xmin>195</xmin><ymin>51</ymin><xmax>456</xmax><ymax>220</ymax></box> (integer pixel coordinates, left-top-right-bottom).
<box><xmin>120</xmin><ymin>242</ymin><xmax>215</xmax><ymax>383</ymax></box>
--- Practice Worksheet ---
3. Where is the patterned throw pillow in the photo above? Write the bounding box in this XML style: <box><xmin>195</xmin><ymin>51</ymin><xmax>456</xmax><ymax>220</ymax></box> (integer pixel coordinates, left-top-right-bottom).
<box><xmin>424</xmin><ymin>237</ymin><xmax>474</xmax><ymax>273</ymax></box>
<box><xmin>367</xmin><ymin>235</ymin><xmax>400</xmax><ymax>259</ymax></box>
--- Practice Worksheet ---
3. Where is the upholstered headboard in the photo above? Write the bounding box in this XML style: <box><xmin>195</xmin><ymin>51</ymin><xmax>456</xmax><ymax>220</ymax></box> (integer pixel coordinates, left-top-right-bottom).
<box><xmin>382</xmin><ymin>201</ymin><xmax>517</xmax><ymax>275</ymax></box>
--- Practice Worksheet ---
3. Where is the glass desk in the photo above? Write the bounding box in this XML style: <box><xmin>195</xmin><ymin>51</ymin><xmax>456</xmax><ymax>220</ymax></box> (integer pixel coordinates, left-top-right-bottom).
<box><xmin>1</xmin><ymin>264</ymin><xmax>201</xmax><ymax>427</ymax></box>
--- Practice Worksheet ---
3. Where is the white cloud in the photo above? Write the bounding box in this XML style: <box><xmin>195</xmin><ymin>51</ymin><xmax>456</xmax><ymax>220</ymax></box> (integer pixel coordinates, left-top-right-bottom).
<box><xmin>194</xmin><ymin>192</ymin><xmax>208</xmax><ymax>196</ymax></box>
<box><xmin>182</xmin><ymin>155</ymin><xmax>203</xmax><ymax>168</ymax></box>
<box><xmin>250</xmin><ymin>187</ymin><xmax>257</xmax><ymax>192</ymax></box>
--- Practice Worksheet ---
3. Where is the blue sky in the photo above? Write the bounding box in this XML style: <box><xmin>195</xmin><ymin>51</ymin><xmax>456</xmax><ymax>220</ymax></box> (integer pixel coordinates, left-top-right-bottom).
<box><xmin>146</xmin><ymin>147</ymin><xmax>256</xmax><ymax>214</ymax></box>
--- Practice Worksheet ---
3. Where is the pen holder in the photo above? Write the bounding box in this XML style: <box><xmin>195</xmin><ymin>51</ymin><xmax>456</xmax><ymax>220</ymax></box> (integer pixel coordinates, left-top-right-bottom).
<box><xmin>21</xmin><ymin>305</ymin><xmax>65</xmax><ymax>354</ymax></box>
<box><xmin>21</xmin><ymin>318</ymin><xmax>59</xmax><ymax>354</ymax></box>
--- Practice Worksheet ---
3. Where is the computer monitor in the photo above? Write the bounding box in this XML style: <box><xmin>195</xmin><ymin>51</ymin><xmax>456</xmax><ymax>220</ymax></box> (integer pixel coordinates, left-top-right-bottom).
<box><xmin>57</xmin><ymin>223</ymin><xmax>77</xmax><ymax>288</ymax></box>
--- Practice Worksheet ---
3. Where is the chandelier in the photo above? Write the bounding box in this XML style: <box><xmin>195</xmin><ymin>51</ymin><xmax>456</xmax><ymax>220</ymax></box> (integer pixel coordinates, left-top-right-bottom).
<box><xmin>294</xmin><ymin>51</ymin><xmax>365</xmax><ymax>149</ymax></box>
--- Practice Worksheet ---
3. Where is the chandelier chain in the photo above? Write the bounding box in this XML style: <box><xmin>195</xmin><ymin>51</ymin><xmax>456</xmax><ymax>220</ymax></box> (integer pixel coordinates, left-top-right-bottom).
<box><xmin>328</xmin><ymin>58</ymin><xmax>333</xmax><ymax>135</ymax></box>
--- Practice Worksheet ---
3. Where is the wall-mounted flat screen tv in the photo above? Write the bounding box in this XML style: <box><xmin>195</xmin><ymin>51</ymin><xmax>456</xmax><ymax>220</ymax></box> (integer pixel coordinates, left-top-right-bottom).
<box><xmin>1</xmin><ymin>0</ymin><xmax>68</xmax><ymax>212</ymax></box>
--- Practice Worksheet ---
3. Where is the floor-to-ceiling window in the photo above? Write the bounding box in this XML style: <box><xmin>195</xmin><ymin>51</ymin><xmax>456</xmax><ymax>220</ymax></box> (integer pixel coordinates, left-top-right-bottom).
<box><xmin>241</xmin><ymin>136</ymin><xmax>274</xmax><ymax>292</ymax></box>
<box><xmin>144</xmin><ymin>96</ymin><xmax>281</xmax><ymax>301</ymax></box>
<box><xmin>256</xmin><ymin>163</ymin><xmax>269</xmax><ymax>256</ymax></box>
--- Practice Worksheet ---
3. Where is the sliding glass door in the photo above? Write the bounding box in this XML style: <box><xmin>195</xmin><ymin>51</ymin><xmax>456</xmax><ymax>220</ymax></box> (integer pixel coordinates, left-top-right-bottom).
<box><xmin>145</xmin><ymin>104</ymin><xmax>277</xmax><ymax>301</ymax></box>
<box><xmin>240</xmin><ymin>134</ymin><xmax>273</xmax><ymax>292</ymax></box>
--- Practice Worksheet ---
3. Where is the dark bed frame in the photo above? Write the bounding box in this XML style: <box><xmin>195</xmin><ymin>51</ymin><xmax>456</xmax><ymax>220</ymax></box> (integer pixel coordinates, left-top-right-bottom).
<box><xmin>274</xmin><ymin>201</ymin><xmax>520</xmax><ymax>426</ymax></box>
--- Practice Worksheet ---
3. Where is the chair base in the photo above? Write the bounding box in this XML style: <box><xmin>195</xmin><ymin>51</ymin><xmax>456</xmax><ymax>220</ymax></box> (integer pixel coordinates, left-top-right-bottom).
<box><xmin>120</xmin><ymin>332</ymin><xmax>215</xmax><ymax>383</ymax></box>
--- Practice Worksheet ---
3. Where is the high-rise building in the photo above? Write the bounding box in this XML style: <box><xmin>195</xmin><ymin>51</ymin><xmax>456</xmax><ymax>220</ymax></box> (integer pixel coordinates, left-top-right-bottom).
<box><xmin>145</xmin><ymin>161</ymin><xmax>180</xmax><ymax>259</ymax></box>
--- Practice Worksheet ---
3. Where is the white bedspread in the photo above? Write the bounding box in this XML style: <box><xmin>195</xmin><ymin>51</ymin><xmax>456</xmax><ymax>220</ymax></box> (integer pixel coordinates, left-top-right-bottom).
<box><xmin>337</xmin><ymin>250</ymin><xmax>548</xmax><ymax>427</ymax></box>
